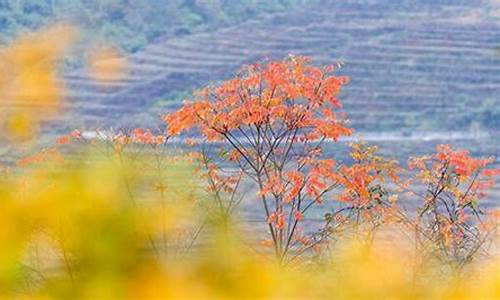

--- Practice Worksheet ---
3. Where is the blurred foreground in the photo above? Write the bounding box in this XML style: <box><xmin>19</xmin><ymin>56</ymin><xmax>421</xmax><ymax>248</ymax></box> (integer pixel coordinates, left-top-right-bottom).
<box><xmin>0</xmin><ymin>143</ymin><xmax>499</xmax><ymax>299</ymax></box>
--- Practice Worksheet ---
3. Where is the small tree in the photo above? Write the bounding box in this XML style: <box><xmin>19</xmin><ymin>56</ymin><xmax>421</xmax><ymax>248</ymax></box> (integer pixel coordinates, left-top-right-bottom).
<box><xmin>166</xmin><ymin>56</ymin><xmax>355</xmax><ymax>261</ymax></box>
<box><xmin>409</xmin><ymin>145</ymin><xmax>500</xmax><ymax>271</ymax></box>
<box><xmin>314</xmin><ymin>142</ymin><xmax>402</xmax><ymax>255</ymax></box>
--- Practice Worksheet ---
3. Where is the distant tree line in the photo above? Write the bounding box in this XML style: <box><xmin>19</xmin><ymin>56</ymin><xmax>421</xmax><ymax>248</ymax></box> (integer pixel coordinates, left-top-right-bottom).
<box><xmin>0</xmin><ymin>0</ymin><xmax>312</xmax><ymax>53</ymax></box>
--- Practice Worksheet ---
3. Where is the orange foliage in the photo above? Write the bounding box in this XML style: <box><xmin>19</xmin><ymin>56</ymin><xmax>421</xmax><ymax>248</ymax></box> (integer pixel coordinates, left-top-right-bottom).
<box><xmin>164</xmin><ymin>56</ymin><xmax>360</xmax><ymax>261</ymax></box>
<box><xmin>165</xmin><ymin>55</ymin><xmax>351</xmax><ymax>141</ymax></box>
<box><xmin>17</xmin><ymin>148</ymin><xmax>65</xmax><ymax>168</ymax></box>
<box><xmin>409</xmin><ymin>144</ymin><xmax>500</xmax><ymax>266</ymax></box>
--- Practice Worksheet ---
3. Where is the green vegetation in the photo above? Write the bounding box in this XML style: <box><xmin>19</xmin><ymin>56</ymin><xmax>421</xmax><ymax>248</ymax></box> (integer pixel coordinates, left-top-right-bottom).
<box><xmin>0</xmin><ymin>0</ymin><xmax>312</xmax><ymax>53</ymax></box>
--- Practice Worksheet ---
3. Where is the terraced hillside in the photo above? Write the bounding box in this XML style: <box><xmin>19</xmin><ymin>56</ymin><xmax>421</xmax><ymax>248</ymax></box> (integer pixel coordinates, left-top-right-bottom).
<box><xmin>61</xmin><ymin>0</ymin><xmax>500</xmax><ymax>132</ymax></box>
<box><xmin>57</xmin><ymin>0</ymin><xmax>499</xmax><ymax>198</ymax></box>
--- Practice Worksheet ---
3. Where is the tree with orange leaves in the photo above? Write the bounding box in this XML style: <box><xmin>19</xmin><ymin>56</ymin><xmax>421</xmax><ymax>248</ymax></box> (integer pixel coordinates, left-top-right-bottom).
<box><xmin>166</xmin><ymin>56</ymin><xmax>354</xmax><ymax>261</ymax></box>
<box><xmin>409</xmin><ymin>144</ymin><xmax>500</xmax><ymax>270</ymax></box>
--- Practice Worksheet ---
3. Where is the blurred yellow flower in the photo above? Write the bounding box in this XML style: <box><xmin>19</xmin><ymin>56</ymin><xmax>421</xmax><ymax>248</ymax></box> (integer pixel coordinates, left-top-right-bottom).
<box><xmin>87</xmin><ymin>46</ymin><xmax>128</xmax><ymax>85</ymax></box>
<box><xmin>0</xmin><ymin>23</ymin><xmax>78</xmax><ymax>141</ymax></box>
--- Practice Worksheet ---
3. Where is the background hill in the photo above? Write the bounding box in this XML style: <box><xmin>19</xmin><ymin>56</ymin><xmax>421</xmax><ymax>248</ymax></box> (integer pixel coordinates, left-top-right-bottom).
<box><xmin>43</xmin><ymin>0</ymin><xmax>499</xmax><ymax>133</ymax></box>
<box><xmin>1</xmin><ymin>1</ymin><xmax>499</xmax><ymax>174</ymax></box>
<box><xmin>2</xmin><ymin>0</ymin><xmax>499</xmax><ymax>133</ymax></box>
<box><xmin>0</xmin><ymin>0</ymin><xmax>311</xmax><ymax>53</ymax></box>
